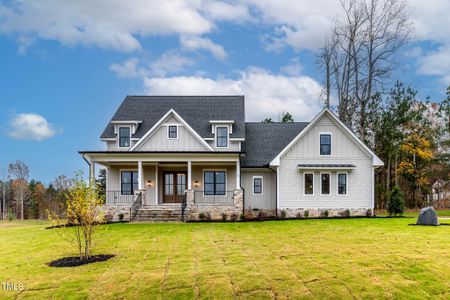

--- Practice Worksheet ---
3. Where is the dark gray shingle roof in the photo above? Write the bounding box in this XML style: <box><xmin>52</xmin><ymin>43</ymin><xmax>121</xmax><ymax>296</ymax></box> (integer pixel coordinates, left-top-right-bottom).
<box><xmin>101</xmin><ymin>96</ymin><xmax>245</xmax><ymax>139</ymax></box>
<box><xmin>241</xmin><ymin>122</ymin><xmax>309</xmax><ymax>167</ymax></box>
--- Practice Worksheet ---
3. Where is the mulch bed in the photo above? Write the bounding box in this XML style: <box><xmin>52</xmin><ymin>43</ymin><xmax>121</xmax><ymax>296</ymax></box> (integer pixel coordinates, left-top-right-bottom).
<box><xmin>45</xmin><ymin>221</ymin><xmax>128</xmax><ymax>229</ymax></box>
<box><xmin>47</xmin><ymin>254</ymin><xmax>115</xmax><ymax>267</ymax></box>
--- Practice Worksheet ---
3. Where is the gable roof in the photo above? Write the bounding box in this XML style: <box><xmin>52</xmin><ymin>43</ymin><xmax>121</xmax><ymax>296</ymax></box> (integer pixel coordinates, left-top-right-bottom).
<box><xmin>241</xmin><ymin>122</ymin><xmax>309</xmax><ymax>167</ymax></box>
<box><xmin>269</xmin><ymin>108</ymin><xmax>384</xmax><ymax>167</ymax></box>
<box><xmin>101</xmin><ymin>96</ymin><xmax>245</xmax><ymax>139</ymax></box>
<box><xmin>130</xmin><ymin>108</ymin><xmax>214</xmax><ymax>151</ymax></box>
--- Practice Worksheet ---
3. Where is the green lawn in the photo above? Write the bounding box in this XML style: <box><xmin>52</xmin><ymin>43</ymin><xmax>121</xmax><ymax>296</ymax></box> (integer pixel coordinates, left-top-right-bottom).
<box><xmin>1</xmin><ymin>216</ymin><xmax>449</xmax><ymax>299</ymax></box>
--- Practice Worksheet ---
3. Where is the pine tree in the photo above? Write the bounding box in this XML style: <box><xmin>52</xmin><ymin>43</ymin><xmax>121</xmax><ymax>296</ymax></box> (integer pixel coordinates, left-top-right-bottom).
<box><xmin>388</xmin><ymin>185</ymin><xmax>404</xmax><ymax>216</ymax></box>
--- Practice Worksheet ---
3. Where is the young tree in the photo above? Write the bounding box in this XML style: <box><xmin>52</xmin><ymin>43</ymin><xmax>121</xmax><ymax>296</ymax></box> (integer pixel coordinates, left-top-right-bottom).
<box><xmin>48</xmin><ymin>172</ymin><xmax>105</xmax><ymax>260</ymax></box>
<box><xmin>387</xmin><ymin>185</ymin><xmax>404</xmax><ymax>216</ymax></box>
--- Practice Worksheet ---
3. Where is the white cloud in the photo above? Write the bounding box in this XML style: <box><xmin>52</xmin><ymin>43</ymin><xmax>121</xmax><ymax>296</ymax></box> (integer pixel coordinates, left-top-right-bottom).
<box><xmin>0</xmin><ymin>0</ymin><xmax>213</xmax><ymax>52</ymax></box>
<box><xmin>281</xmin><ymin>57</ymin><xmax>302</xmax><ymax>76</ymax></box>
<box><xmin>8</xmin><ymin>113</ymin><xmax>57</xmax><ymax>141</ymax></box>
<box><xmin>150</xmin><ymin>51</ymin><xmax>195</xmax><ymax>77</ymax></box>
<box><xmin>143</xmin><ymin>67</ymin><xmax>323</xmax><ymax>121</ymax></box>
<box><xmin>109</xmin><ymin>58</ymin><xmax>140</xmax><ymax>78</ymax></box>
<box><xmin>180</xmin><ymin>36</ymin><xmax>228</xmax><ymax>60</ymax></box>
<box><xmin>202</xmin><ymin>1</ymin><xmax>252</xmax><ymax>22</ymax></box>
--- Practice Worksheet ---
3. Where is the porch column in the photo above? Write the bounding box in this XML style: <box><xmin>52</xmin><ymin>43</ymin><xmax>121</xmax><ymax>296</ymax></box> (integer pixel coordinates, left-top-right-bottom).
<box><xmin>187</xmin><ymin>161</ymin><xmax>192</xmax><ymax>190</ymax></box>
<box><xmin>138</xmin><ymin>161</ymin><xmax>143</xmax><ymax>190</ymax></box>
<box><xmin>89</xmin><ymin>161</ymin><xmax>95</xmax><ymax>187</ymax></box>
<box><xmin>236</xmin><ymin>160</ymin><xmax>241</xmax><ymax>189</ymax></box>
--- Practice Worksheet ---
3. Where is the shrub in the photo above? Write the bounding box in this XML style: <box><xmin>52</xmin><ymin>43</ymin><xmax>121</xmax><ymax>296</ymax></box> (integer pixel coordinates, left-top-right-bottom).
<box><xmin>104</xmin><ymin>212</ymin><xmax>114</xmax><ymax>223</ymax></box>
<box><xmin>205</xmin><ymin>212</ymin><xmax>212</xmax><ymax>221</ymax></box>
<box><xmin>7</xmin><ymin>208</ymin><xmax>15</xmax><ymax>222</ymax></box>
<box><xmin>279</xmin><ymin>210</ymin><xmax>287</xmax><ymax>219</ymax></box>
<box><xmin>239</xmin><ymin>213</ymin><xmax>245</xmax><ymax>221</ymax></box>
<box><xmin>321</xmin><ymin>210</ymin><xmax>329</xmax><ymax>218</ymax></box>
<box><xmin>304</xmin><ymin>210</ymin><xmax>309</xmax><ymax>218</ymax></box>
<box><xmin>198</xmin><ymin>212</ymin><xmax>206</xmax><ymax>221</ymax></box>
<box><xmin>244</xmin><ymin>211</ymin><xmax>254</xmax><ymax>220</ymax></box>
<box><xmin>221</xmin><ymin>213</ymin><xmax>228</xmax><ymax>221</ymax></box>
<box><xmin>340</xmin><ymin>209</ymin><xmax>351</xmax><ymax>218</ymax></box>
<box><xmin>366</xmin><ymin>209</ymin><xmax>373</xmax><ymax>217</ymax></box>
<box><xmin>230</xmin><ymin>212</ymin><xmax>238</xmax><ymax>221</ymax></box>
<box><xmin>296</xmin><ymin>211</ymin><xmax>304</xmax><ymax>219</ymax></box>
<box><xmin>257</xmin><ymin>211</ymin><xmax>266</xmax><ymax>221</ymax></box>
<box><xmin>387</xmin><ymin>185</ymin><xmax>404</xmax><ymax>216</ymax></box>
<box><xmin>118</xmin><ymin>213</ymin><xmax>125</xmax><ymax>222</ymax></box>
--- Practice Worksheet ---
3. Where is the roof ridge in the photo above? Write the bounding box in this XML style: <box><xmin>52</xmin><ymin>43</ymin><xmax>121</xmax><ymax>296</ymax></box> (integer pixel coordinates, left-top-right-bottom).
<box><xmin>126</xmin><ymin>95</ymin><xmax>245</xmax><ymax>98</ymax></box>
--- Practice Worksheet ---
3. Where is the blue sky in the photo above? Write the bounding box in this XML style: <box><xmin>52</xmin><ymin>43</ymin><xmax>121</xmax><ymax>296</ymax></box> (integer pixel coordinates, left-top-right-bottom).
<box><xmin>0</xmin><ymin>0</ymin><xmax>449</xmax><ymax>184</ymax></box>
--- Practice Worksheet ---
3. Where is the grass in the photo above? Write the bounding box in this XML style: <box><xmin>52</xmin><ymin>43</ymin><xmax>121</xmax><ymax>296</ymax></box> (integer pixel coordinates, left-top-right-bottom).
<box><xmin>376</xmin><ymin>209</ymin><xmax>450</xmax><ymax>217</ymax></box>
<box><xmin>0</xmin><ymin>216</ymin><xmax>449</xmax><ymax>299</ymax></box>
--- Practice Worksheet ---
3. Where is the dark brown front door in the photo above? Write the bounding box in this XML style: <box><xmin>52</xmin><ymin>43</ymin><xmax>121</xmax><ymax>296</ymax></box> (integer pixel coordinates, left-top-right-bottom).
<box><xmin>163</xmin><ymin>172</ymin><xmax>187</xmax><ymax>203</ymax></box>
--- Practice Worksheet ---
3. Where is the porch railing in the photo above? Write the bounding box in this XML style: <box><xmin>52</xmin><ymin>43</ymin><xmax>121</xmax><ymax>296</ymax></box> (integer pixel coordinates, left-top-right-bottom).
<box><xmin>194</xmin><ymin>191</ymin><xmax>234</xmax><ymax>206</ymax></box>
<box><xmin>106</xmin><ymin>191</ymin><xmax>136</xmax><ymax>205</ymax></box>
<box><xmin>130</xmin><ymin>192</ymin><xmax>143</xmax><ymax>221</ymax></box>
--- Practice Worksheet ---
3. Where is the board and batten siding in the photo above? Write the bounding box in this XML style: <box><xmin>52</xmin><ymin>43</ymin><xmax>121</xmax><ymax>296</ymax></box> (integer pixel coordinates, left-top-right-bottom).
<box><xmin>135</xmin><ymin>116</ymin><xmax>209</xmax><ymax>152</ymax></box>
<box><xmin>278</xmin><ymin>114</ymin><xmax>374</xmax><ymax>209</ymax></box>
<box><xmin>241</xmin><ymin>169</ymin><xmax>276</xmax><ymax>210</ymax></box>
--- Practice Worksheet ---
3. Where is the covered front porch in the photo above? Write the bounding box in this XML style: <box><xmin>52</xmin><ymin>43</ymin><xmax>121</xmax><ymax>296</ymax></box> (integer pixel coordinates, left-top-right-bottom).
<box><xmin>81</xmin><ymin>152</ymin><xmax>243</xmax><ymax>214</ymax></box>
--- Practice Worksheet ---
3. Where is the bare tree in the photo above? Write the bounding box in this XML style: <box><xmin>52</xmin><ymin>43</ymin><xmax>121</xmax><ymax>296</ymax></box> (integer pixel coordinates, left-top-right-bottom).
<box><xmin>8</xmin><ymin>160</ymin><xmax>29</xmax><ymax>181</ymax></box>
<box><xmin>317</xmin><ymin>0</ymin><xmax>412</xmax><ymax>142</ymax></box>
<box><xmin>8</xmin><ymin>161</ymin><xmax>30</xmax><ymax>220</ymax></box>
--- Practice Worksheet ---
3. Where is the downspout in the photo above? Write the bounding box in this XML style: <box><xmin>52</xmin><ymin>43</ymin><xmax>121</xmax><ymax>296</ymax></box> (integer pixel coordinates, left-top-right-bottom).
<box><xmin>268</xmin><ymin>166</ymin><xmax>278</xmax><ymax>219</ymax></box>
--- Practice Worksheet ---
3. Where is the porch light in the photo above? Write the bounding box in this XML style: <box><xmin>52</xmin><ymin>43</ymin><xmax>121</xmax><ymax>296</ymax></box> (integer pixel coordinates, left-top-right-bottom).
<box><xmin>146</xmin><ymin>180</ymin><xmax>153</xmax><ymax>187</ymax></box>
<box><xmin>194</xmin><ymin>180</ymin><xmax>200</xmax><ymax>187</ymax></box>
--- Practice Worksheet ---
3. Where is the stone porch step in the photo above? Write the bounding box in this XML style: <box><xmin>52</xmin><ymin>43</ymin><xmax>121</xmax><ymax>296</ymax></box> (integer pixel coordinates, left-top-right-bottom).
<box><xmin>133</xmin><ymin>207</ymin><xmax>187</xmax><ymax>222</ymax></box>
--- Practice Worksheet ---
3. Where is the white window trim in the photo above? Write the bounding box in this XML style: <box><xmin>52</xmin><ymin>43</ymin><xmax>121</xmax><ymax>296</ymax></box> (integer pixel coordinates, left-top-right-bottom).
<box><xmin>215</xmin><ymin>126</ymin><xmax>229</xmax><ymax>148</ymax></box>
<box><xmin>337</xmin><ymin>172</ymin><xmax>348</xmax><ymax>196</ymax></box>
<box><xmin>167</xmin><ymin>124</ymin><xmax>179</xmax><ymax>140</ymax></box>
<box><xmin>320</xmin><ymin>172</ymin><xmax>331</xmax><ymax>195</ymax></box>
<box><xmin>202</xmin><ymin>169</ymin><xmax>227</xmax><ymax>197</ymax></box>
<box><xmin>118</xmin><ymin>126</ymin><xmax>132</xmax><ymax>149</ymax></box>
<box><xmin>252</xmin><ymin>176</ymin><xmax>264</xmax><ymax>195</ymax></box>
<box><xmin>303</xmin><ymin>172</ymin><xmax>315</xmax><ymax>196</ymax></box>
<box><xmin>319</xmin><ymin>132</ymin><xmax>332</xmax><ymax>156</ymax></box>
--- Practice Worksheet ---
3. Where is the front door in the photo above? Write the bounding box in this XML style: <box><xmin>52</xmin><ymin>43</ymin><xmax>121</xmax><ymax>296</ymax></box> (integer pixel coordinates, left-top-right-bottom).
<box><xmin>163</xmin><ymin>172</ymin><xmax>187</xmax><ymax>203</ymax></box>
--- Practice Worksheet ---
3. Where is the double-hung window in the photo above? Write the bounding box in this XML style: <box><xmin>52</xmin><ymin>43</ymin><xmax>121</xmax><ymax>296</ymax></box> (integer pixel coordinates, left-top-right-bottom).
<box><xmin>338</xmin><ymin>173</ymin><xmax>347</xmax><ymax>195</ymax></box>
<box><xmin>304</xmin><ymin>173</ymin><xmax>314</xmax><ymax>195</ymax></box>
<box><xmin>253</xmin><ymin>177</ymin><xmax>263</xmax><ymax>195</ymax></box>
<box><xmin>119</xmin><ymin>127</ymin><xmax>131</xmax><ymax>148</ymax></box>
<box><xmin>216</xmin><ymin>127</ymin><xmax>228</xmax><ymax>148</ymax></box>
<box><xmin>121</xmin><ymin>171</ymin><xmax>138</xmax><ymax>195</ymax></box>
<box><xmin>321</xmin><ymin>173</ymin><xmax>330</xmax><ymax>195</ymax></box>
<box><xmin>168</xmin><ymin>125</ymin><xmax>178</xmax><ymax>139</ymax></box>
<box><xmin>204</xmin><ymin>171</ymin><xmax>226</xmax><ymax>195</ymax></box>
<box><xmin>320</xmin><ymin>134</ymin><xmax>331</xmax><ymax>155</ymax></box>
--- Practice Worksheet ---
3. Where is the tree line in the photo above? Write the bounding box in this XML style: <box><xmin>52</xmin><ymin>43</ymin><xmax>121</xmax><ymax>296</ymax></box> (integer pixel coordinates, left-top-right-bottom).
<box><xmin>0</xmin><ymin>160</ymin><xmax>106</xmax><ymax>220</ymax></box>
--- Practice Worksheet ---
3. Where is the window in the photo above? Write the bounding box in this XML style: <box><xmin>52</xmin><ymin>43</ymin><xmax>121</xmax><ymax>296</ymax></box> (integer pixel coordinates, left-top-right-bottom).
<box><xmin>321</xmin><ymin>173</ymin><xmax>330</xmax><ymax>195</ymax></box>
<box><xmin>216</xmin><ymin>126</ymin><xmax>228</xmax><ymax>148</ymax></box>
<box><xmin>204</xmin><ymin>171</ymin><xmax>226</xmax><ymax>195</ymax></box>
<box><xmin>304</xmin><ymin>173</ymin><xmax>314</xmax><ymax>195</ymax></box>
<box><xmin>167</xmin><ymin>125</ymin><xmax>178</xmax><ymax>139</ymax></box>
<box><xmin>119</xmin><ymin>127</ymin><xmax>131</xmax><ymax>148</ymax></box>
<box><xmin>253</xmin><ymin>177</ymin><xmax>263</xmax><ymax>195</ymax></box>
<box><xmin>338</xmin><ymin>173</ymin><xmax>347</xmax><ymax>195</ymax></box>
<box><xmin>121</xmin><ymin>171</ymin><xmax>138</xmax><ymax>195</ymax></box>
<box><xmin>320</xmin><ymin>134</ymin><xmax>331</xmax><ymax>155</ymax></box>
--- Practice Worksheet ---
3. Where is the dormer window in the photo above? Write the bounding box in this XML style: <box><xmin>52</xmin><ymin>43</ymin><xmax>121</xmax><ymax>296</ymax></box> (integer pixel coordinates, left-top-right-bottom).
<box><xmin>168</xmin><ymin>125</ymin><xmax>178</xmax><ymax>139</ymax></box>
<box><xmin>216</xmin><ymin>126</ymin><xmax>228</xmax><ymax>148</ymax></box>
<box><xmin>119</xmin><ymin>127</ymin><xmax>131</xmax><ymax>148</ymax></box>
